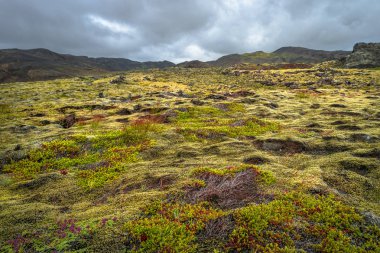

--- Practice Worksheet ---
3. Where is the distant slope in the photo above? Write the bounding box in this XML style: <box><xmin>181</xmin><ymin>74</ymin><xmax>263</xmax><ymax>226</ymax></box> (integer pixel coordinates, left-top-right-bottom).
<box><xmin>0</xmin><ymin>48</ymin><xmax>174</xmax><ymax>83</ymax></box>
<box><xmin>176</xmin><ymin>60</ymin><xmax>210</xmax><ymax>68</ymax></box>
<box><xmin>177</xmin><ymin>47</ymin><xmax>350</xmax><ymax>67</ymax></box>
<box><xmin>208</xmin><ymin>47</ymin><xmax>350</xmax><ymax>67</ymax></box>
<box><xmin>0</xmin><ymin>46</ymin><xmax>353</xmax><ymax>82</ymax></box>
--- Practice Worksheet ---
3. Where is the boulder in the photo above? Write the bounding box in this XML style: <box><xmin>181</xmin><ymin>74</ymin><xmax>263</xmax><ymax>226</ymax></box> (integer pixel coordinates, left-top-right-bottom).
<box><xmin>344</xmin><ymin>43</ymin><xmax>380</xmax><ymax>68</ymax></box>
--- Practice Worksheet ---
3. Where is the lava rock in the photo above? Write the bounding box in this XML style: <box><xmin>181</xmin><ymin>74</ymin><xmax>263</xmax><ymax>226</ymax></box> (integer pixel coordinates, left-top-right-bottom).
<box><xmin>344</xmin><ymin>42</ymin><xmax>380</xmax><ymax>68</ymax></box>
<box><xmin>59</xmin><ymin>114</ymin><xmax>76</xmax><ymax>128</ymax></box>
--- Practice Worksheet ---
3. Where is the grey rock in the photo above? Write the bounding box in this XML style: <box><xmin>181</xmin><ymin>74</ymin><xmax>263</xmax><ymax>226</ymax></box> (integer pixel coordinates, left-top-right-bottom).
<box><xmin>362</xmin><ymin>211</ymin><xmax>380</xmax><ymax>227</ymax></box>
<box><xmin>344</xmin><ymin>43</ymin><xmax>380</xmax><ymax>68</ymax></box>
<box><xmin>40</xmin><ymin>120</ymin><xmax>51</xmax><ymax>125</ymax></box>
<box><xmin>11</xmin><ymin>125</ymin><xmax>36</xmax><ymax>133</ymax></box>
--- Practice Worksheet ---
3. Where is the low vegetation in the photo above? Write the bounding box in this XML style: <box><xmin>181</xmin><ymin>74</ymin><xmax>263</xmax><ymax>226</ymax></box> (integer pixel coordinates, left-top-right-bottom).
<box><xmin>0</xmin><ymin>63</ymin><xmax>379</xmax><ymax>252</ymax></box>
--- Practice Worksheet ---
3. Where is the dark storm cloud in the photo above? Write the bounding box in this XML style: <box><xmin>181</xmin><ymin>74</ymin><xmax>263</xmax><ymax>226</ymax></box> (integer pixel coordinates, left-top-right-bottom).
<box><xmin>0</xmin><ymin>0</ymin><xmax>379</xmax><ymax>62</ymax></box>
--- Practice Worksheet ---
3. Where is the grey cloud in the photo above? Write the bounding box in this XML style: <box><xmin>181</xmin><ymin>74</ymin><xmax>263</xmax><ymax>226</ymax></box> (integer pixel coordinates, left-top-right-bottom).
<box><xmin>0</xmin><ymin>0</ymin><xmax>379</xmax><ymax>63</ymax></box>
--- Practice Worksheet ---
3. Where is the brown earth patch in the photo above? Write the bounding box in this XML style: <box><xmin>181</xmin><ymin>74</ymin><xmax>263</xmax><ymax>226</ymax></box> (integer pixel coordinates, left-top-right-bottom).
<box><xmin>58</xmin><ymin>113</ymin><xmax>77</xmax><ymax>128</ymax></box>
<box><xmin>254</xmin><ymin>138</ymin><xmax>307</xmax><ymax>154</ymax></box>
<box><xmin>224</xmin><ymin>90</ymin><xmax>255</xmax><ymax>97</ymax></box>
<box><xmin>185</xmin><ymin>169</ymin><xmax>272</xmax><ymax>209</ymax></box>
<box><xmin>115</xmin><ymin>118</ymin><xmax>130</xmax><ymax>124</ymax></box>
<box><xmin>95</xmin><ymin>174</ymin><xmax>177</xmax><ymax>204</ymax></box>
<box><xmin>336</xmin><ymin>125</ymin><xmax>362</xmax><ymax>131</ymax></box>
<box><xmin>115</xmin><ymin>108</ymin><xmax>132</xmax><ymax>115</ymax></box>
<box><xmin>138</xmin><ymin>174</ymin><xmax>177</xmax><ymax>191</ymax></box>
<box><xmin>57</xmin><ymin>104</ymin><xmax>116</xmax><ymax>113</ymax></box>
<box><xmin>134</xmin><ymin>114</ymin><xmax>170</xmax><ymax>124</ymax></box>
<box><xmin>243</xmin><ymin>155</ymin><xmax>270</xmax><ymax>165</ymax></box>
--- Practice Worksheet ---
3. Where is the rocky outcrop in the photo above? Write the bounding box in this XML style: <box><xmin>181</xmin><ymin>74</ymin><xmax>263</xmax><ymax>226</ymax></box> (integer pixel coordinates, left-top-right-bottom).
<box><xmin>344</xmin><ymin>43</ymin><xmax>380</xmax><ymax>68</ymax></box>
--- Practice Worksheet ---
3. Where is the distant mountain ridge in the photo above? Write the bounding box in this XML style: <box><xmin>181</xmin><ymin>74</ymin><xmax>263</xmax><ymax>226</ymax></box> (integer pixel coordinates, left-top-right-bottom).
<box><xmin>0</xmin><ymin>46</ymin><xmax>359</xmax><ymax>83</ymax></box>
<box><xmin>0</xmin><ymin>48</ymin><xmax>174</xmax><ymax>83</ymax></box>
<box><xmin>202</xmin><ymin>47</ymin><xmax>350</xmax><ymax>67</ymax></box>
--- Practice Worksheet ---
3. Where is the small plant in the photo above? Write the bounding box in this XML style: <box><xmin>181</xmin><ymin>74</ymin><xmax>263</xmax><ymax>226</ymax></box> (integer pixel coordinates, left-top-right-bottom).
<box><xmin>7</xmin><ymin>234</ymin><xmax>28</xmax><ymax>253</ymax></box>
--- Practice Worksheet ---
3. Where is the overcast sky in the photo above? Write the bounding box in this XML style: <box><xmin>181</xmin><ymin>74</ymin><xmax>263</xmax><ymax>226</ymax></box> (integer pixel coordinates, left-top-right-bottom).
<box><xmin>0</xmin><ymin>0</ymin><xmax>379</xmax><ymax>63</ymax></box>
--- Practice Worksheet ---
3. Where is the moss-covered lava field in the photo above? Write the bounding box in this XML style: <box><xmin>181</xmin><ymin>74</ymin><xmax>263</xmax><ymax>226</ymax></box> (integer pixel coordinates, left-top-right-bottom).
<box><xmin>1</xmin><ymin>63</ymin><xmax>379</xmax><ymax>252</ymax></box>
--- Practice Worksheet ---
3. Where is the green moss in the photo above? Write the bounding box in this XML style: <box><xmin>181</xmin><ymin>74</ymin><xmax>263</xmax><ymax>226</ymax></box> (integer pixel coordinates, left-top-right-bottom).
<box><xmin>223</xmin><ymin>102</ymin><xmax>246</xmax><ymax>113</ymax></box>
<box><xmin>339</xmin><ymin>157</ymin><xmax>377</xmax><ymax>174</ymax></box>
<box><xmin>0</xmin><ymin>103</ymin><xmax>12</xmax><ymax>114</ymax></box>
<box><xmin>182</xmin><ymin>179</ymin><xmax>207</xmax><ymax>189</ymax></box>
<box><xmin>191</xmin><ymin>166</ymin><xmax>248</xmax><ymax>177</ymax></box>
<box><xmin>77</xmin><ymin>164</ymin><xmax>124</xmax><ymax>190</ymax></box>
<box><xmin>3</xmin><ymin>126</ymin><xmax>148</xmax><ymax>187</ymax></box>
<box><xmin>227</xmin><ymin>193</ymin><xmax>379</xmax><ymax>252</ymax></box>
<box><xmin>3</xmin><ymin>160</ymin><xmax>42</xmax><ymax>179</ymax></box>
<box><xmin>125</xmin><ymin>217</ymin><xmax>196</xmax><ymax>253</ymax></box>
<box><xmin>52</xmin><ymin>153</ymin><xmax>101</xmax><ymax>170</ymax></box>
<box><xmin>125</xmin><ymin>202</ymin><xmax>223</xmax><ymax>252</ymax></box>
<box><xmin>2</xmin><ymin>217</ymin><xmax>120</xmax><ymax>252</ymax></box>
<box><xmin>26</xmin><ymin>140</ymin><xmax>80</xmax><ymax>162</ymax></box>
<box><xmin>295</xmin><ymin>92</ymin><xmax>312</xmax><ymax>99</ymax></box>
<box><xmin>90</xmin><ymin>123</ymin><xmax>157</xmax><ymax>150</ymax></box>
<box><xmin>77</xmin><ymin>147</ymin><xmax>140</xmax><ymax>190</ymax></box>
<box><xmin>1</xmin><ymin>64</ymin><xmax>380</xmax><ymax>252</ymax></box>
<box><xmin>175</xmin><ymin>107</ymin><xmax>279</xmax><ymax>140</ymax></box>
<box><xmin>228</xmin><ymin>199</ymin><xmax>296</xmax><ymax>251</ymax></box>
<box><xmin>224</xmin><ymin>119</ymin><xmax>280</xmax><ymax>137</ymax></box>
<box><xmin>191</xmin><ymin>165</ymin><xmax>275</xmax><ymax>185</ymax></box>
<box><xmin>176</xmin><ymin>106</ymin><xmax>223</xmax><ymax>122</ymax></box>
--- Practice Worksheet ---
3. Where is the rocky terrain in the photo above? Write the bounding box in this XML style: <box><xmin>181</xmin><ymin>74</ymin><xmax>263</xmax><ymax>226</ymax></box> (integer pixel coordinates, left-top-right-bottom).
<box><xmin>0</xmin><ymin>59</ymin><xmax>379</xmax><ymax>252</ymax></box>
